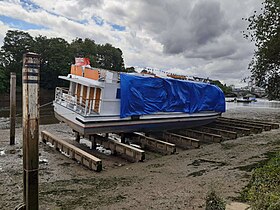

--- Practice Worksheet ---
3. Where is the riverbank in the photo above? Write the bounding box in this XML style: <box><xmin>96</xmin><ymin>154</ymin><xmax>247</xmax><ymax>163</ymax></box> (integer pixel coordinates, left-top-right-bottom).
<box><xmin>0</xmin><ymin>107</ymin><xmax>280</xmax><ymax>209</ymax></box>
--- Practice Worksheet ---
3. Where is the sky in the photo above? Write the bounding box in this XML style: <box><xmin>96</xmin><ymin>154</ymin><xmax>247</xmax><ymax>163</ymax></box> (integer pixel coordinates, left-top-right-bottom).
<box><xmin>0</xmin><ymin>0</ymin><xmax>263</xmax><ymax>87</ymax></box>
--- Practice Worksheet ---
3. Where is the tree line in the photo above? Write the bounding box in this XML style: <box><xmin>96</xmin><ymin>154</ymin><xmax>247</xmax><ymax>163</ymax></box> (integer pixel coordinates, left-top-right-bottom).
<box><xmin>244</xmin><ymin>0</ymin><xmax>280</xmax><ymax>100</ymax></box>
<box><xmin>0</xmin><ymin>30</ymin><xmax>125</xmax><ymax>92</ymax></box>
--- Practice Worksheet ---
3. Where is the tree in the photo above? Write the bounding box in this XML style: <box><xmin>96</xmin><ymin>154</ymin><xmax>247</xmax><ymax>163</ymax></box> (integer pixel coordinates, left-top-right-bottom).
<box><xmin>0</xmin><ymin>30</ymin><xmax>126</xmax><ymax>93</ymax></box>
<box><xmin>34</xmin><ymin>36</ymin><xmax>72</xmax><ymax>89</ymax></box>
<box><xmin>96</xmin><ymin>43</ymin><xmax>125</xmax><ymax>71</ymax></box>
<box><xmin>70</xmin><ymin>38</ymin><xmax>97</xmax><ymax>65</ymax></box>
<box><xmin>1</xmin><ymin>30</ymin><xmax>35</xmax><ymax>86</ymax></box>
<box><xmin>211</xmin><ymin>80</ymin><xmax>232</xmax><ymax>95</ymax></box>
<box><xmin>244</xmin><ymin>0</ymin><xmax>280</xmax><ymax>99</ymax></box>
<box><xmin>0</xmin><ymin>66</ymin><xmax>8</xmax><ymax>93</ymax></box>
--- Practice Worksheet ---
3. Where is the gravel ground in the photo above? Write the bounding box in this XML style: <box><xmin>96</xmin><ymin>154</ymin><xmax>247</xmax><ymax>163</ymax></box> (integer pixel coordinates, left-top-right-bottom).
<box><xmin>1</xmin><ymin>107</ymin><xmax>280</xmax><ymax>210</ymax></box>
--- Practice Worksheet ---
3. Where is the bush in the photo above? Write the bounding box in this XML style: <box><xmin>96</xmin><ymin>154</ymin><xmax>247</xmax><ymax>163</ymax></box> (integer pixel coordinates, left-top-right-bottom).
<box><xmin>205</xmin><ymin>190</ymin><xmax>226</xmax><ymax>210</ymax></box>
<box><xmin>241</xmin><ymin>152</ymin><xmax>280</xmax><ymax>210</ymax></box>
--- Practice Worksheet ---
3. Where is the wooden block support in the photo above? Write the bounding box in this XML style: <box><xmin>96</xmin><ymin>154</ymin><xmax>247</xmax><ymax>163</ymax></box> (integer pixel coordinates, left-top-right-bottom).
<box><xmin>217</xmin><ymin>118</ymin><xmax>270</xmax><ymax>131</ymax></box>
<box><xmin>133</xmin><ymin>132</ymin><xmax>176</xmax><ymax>155</ymax></box>
<box><xmin>215</xmin><ymin>120</ymin><xmax>262</xmax><ymax>134</ymax></box>
<box><xmin>91</xmin><ymin>135</ymin><xmax>145</xmax><ymax>162</ymax></box>
<box><xmin>195</xmin><ymin>126</ymin><xmax>237</xmax><ymax>140</ymax></box>
<box><xmin>219</xmin><ymin>117</ymin><xmax>276</xmax><ymax>130</ymax></box>
<box><xmin>162</xmin><ymin>132</ymin><xmax>200</xmax><ymax>149</ymax></box>
<box><xmin>41</xmin><ymin>131</ymin><xmax>102</xmax><ymax>172</ymax></box>
<box><xmin>208</xmin><ymin>123</ymin><xmax>251</xmax><ymax>136</ymax></box>
<box><xmin>177</xmin><ymin>129</ymin><xmax>222</xmax><ymax>143</ymax></box>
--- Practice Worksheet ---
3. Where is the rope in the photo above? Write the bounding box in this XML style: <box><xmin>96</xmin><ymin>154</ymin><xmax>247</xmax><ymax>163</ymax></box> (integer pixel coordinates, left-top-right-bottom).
<box><xmin>39</xmin><ymin>101</ymin><xmax>53</xmax><ymax>108</ymax></box>
<box><xmin>0</xmin><ymin>101</ymin><xmax>54</xmax><ymax>123</ymax></box>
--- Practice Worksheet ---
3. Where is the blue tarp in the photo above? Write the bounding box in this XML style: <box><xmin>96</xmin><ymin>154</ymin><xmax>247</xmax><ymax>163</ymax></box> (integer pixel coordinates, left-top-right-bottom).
<box><xmin>120</xmin><ymin>74</ymin><xmax>225</xmax><ymax>118</ymax></box>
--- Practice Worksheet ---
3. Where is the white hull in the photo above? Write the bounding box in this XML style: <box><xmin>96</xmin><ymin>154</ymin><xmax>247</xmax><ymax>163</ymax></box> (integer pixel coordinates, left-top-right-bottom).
<box><xmin>54</xmin><ymin>102</ymin><xmax>221</xmax><ymax>134</ymax></box>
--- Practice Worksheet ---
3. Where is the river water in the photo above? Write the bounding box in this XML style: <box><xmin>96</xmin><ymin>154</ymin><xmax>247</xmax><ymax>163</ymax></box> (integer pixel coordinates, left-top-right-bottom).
<box><xmin>226</xmin><ymin>98</ymin><xmax>280</xmax><ymax>110</ymax></box>
<box><xmin>0</xmin><ymin>89</ymin><xmax>58</xmax><ymax>127</ymax></box>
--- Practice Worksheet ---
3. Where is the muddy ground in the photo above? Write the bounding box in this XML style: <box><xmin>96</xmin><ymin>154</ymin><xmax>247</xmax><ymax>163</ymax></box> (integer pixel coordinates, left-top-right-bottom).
<box><xmin>1</xmin><ymin>106</ymin><xmax>280</xmax><ymax>210</ymax></box>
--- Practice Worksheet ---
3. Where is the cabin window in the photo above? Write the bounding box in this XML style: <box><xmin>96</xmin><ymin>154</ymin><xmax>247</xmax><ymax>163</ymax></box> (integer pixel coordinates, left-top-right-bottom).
<box><xmin>116</xmin><ymin>88</ymin><xmax>121</xmax><ymax>99</ymax></box>
<box><xmin>94</xmin><ymin>88</ymin><xmax>101</xmax><ymax>113</ymax></box>
<box><xmin>82</xmin><ymin>86</ymin><xmax>88</xmax><ymax>107</ymax></box>
<box><xmin>76</xmin><ymin>84</ymin><xmax>81</xmax><ymax>104</ymax></box>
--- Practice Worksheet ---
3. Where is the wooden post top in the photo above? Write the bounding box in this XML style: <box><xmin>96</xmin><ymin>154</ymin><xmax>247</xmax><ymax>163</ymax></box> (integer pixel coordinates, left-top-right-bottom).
<box><xmin>24</xmin><ymin>52</ymin><xmax>40</xmax><ymax>58</ymax></box>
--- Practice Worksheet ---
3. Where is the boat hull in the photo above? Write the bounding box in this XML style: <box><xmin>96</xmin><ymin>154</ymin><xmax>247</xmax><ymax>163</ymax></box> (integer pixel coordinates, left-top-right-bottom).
<box><xmin>54</xmin><ymin>103</ymin><xmax>221</xmax><ymax>135</ymax></box>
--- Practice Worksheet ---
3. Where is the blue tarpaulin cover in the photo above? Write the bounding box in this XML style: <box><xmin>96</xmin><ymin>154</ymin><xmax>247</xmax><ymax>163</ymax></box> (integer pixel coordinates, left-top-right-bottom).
<box><xmin>120</xmin><ymin>74</ymin><xmax>225</xmax><ymax>118</ymax></box>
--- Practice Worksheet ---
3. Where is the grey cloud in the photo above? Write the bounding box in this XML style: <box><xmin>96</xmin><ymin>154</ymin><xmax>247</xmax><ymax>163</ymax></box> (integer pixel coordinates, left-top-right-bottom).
<box><xmin>130</xmin><ymin>0</ymin><xmax>230</xmax><ymax>59</ymax></box>
<box><xmin>189</xmin><ymin>1</ymin><xmax>228</xmax><ymax>46</ymax></box>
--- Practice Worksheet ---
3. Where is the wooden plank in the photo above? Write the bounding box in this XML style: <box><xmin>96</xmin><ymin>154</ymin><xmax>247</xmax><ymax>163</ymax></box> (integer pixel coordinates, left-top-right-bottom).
<box><xmin>91</xmin><ymin>135</ymin><xmax>145</xmax><ymax>162</ymax></box>
<box><xmin>133</xmin><ymin>132</ymin><xmax>176</xmax><ymax>155</ymax></box>
<box><xmin>215</xmin><ymin>120</ymin><xmax>262</xmax><ymax>134</ymax></box>
<box><xmin>162</xmin><ymin>132</ymin><xmax>200</xmax><ymax>149</ymax></box>
<box><xmin>41</xmin><ymin>131</ymin><xmax>102</xmax><ymax>172</ymax></box>
<box><xmin>195</xmin><ymin>126</ymin><xmax>237</xmax><ymax>140</ymax></box>
<box><xmin>208</xmin><ymin>123</ymin><xmax>251</xmax><ymax>136</ymax></box>
<box><xmin>10</xmin><ymin>72</ymin><xmax>16</xmax><ymax>145</ymax></box>
<box><xmin>218</xmin><ymin>117</ymin><xmax>271</xmax><ymax>131</ymax></box>
<box><xmin>220</xmin><ymin>117</ymin><xmax>279</xmax><ymax>129</ymax></box>
<box><xmin>22</xmin><ymin>53</ymin><xmax>40</xmax><ymax>210</ymax></box>
<box><xmin>176</xmin><ymin>129</ymin><xmax>222</xmax><ymax>143</ymax></box>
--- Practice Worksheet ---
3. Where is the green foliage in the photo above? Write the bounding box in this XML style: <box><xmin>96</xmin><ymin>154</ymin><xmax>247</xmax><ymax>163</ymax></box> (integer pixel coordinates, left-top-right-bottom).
<box><xmin>96</xmin><ymin>43</ymin><xmax>125</xmax><ymax>71</ymax></box>
<box><xmin>241</xmin><ymin>152</ymin><xmax>280</xmax><ymax>210</ymax></box>
<box><xmin>211</xmin><ymin>80</ymin><xmax>232</xmax><ymax>95</ymax></box>
<box><xmin>0</xmin><ymin>30</ymin><xmax>125</xmax><ymax>92</ymax></box>
<box><xmin>244</xmin><ymin>0</ymin><xmax>280</xmax><ymax>100</ymax></box>
<box><xmin>205</xmin><ymin>190</ymin><xmax>226</xmax><ymax>210</ymax></box>
<box><xmin>0</xmin><ymin>66</ymin><xmax>8</xmax><ymax>93</ymax></box>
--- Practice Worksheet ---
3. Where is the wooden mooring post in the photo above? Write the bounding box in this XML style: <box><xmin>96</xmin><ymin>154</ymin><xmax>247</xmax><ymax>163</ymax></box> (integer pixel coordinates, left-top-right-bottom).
<box><xmin>22</xmin><ymin>52</ymin><xmax>40</xmax><ymax>210</ymax></box>
<box><xmin>10</xmin><ymin>72</ymin><xmax>16</xmax><ymax>145</ymax></box>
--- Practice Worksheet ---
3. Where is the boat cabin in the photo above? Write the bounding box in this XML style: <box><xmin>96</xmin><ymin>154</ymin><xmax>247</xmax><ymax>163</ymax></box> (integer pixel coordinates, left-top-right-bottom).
<box><xmin>54</xmin><ymin>65</ymin><xmax>120</xmax><ymax>116</ymax></box>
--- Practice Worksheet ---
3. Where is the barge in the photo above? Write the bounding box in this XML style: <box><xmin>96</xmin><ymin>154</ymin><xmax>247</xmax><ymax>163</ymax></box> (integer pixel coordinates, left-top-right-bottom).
<box><xmin>53</xmin><ymin>59</ymin><xmax>225</xmax><ymax>135</ymax></box>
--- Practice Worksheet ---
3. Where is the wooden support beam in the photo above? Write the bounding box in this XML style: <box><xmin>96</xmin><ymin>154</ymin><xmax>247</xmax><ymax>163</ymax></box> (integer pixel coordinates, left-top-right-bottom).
<box><xmin>41</xmin><ymin>131</ymin><xmax>102</xmax><ymax>172</ymax></box>
<box><xmin>217</xmin><ymin>118</ymin><xmax>271</xmax><ymax>131</ymax></box>
<box><xmin>10</xmin><ymin>72</ymin><xmax>16</xmax><ymax>145</ymax></box>
<box><xmin>91</xmin><ymin>135</ymin><xmax>145</xmax><ymax>162</ymax></box>
<box><xmin>177</xmin><ymin>129</ymin><xmax>222</xmax><ymax>143</ymax></box>
<box><xmin>22</xmin><ymin>53</ymin><xmax>40</xmax><ymax>210</ymax></box>
<box><xmin>215</xmin><ymin>120</ymin><xmax>262</xmax><ymax>134</ymax></box>
<box><xmin>220</xmin><ymin>117</ymin><xmax>279</xmax><ymax>130</ymax></box>
<box><xmin>195</xmin><ymin>126</ymin><xmax>237</xmax><ymax>140</ymax></box>
<box><xmin>132</xmin><ymin>132</ymin><xmax>176</xmax><ymax>155</ymax></box>
<box><xmin>208</xmin><ymin>123</ymin><xmax>251</xmax><ymax>136</ymax></box>
<box><xmin>162</xmin><ymin>132</ymin><xmax>200</xmax><ymax>149</ymax></box>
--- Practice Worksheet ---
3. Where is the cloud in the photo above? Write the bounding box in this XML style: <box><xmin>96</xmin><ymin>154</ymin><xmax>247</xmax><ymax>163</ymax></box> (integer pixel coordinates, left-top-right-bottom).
<box><xmin>0</xmin><ymin>0</ymin><xmax>264</xmax><ymax>86</ymax></box>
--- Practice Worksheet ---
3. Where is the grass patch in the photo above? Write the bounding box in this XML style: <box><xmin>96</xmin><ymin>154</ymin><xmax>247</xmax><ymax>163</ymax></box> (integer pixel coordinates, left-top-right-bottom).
<box><xmin>240</xmin><ymin>151</ymin><xmax>280</xmax><ymax>210</ymax></box>
<box><xmin>205</xmin><ymin>190</ymin><xmax>226</xmax><ymax>210</ymax></box>
<box><xmin>233</xmin><ymin>151</ymin><xmax>277</xmax><ymax>172</ymax></box>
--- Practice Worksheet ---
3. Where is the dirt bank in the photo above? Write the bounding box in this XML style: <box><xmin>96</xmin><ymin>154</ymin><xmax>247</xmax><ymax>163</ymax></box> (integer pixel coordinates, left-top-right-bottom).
<box><xmin>1</xmin><ymin>107</ymin><xmax>280</xmax><ymax>210</ymax></box>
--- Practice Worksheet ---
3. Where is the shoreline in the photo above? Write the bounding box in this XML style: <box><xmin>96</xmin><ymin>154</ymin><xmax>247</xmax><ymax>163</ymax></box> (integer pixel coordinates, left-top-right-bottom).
<box><xmin>0</xmin><ymin>107</ymin><xmax>280</xmax><ymax>209</ymax></box>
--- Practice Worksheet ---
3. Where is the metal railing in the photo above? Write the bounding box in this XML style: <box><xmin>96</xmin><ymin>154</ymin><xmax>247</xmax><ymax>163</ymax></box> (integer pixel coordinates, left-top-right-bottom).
<box><xmin>55</xmin><ymin>87</ymin><xmax>101</xmax><ymax>116</ymax></box>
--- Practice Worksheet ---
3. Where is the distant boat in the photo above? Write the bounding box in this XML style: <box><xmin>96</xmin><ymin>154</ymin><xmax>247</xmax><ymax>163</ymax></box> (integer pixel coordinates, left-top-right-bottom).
<box><xmin>236</xmin><ymin>98</ymin><xmax>252</xmax><ymax>103</ymax></box>
<box><xmin>235</xmin><ymin>96</ymin><xmax>257</xmax><ymax>103</ymax></box>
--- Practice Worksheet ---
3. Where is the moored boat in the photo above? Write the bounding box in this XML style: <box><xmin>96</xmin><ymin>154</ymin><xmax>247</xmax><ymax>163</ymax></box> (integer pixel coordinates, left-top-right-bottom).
<box><xmin>53</xmin><ymin>59</ymin><xmax>226</xmax><ymax>135</ymax></box>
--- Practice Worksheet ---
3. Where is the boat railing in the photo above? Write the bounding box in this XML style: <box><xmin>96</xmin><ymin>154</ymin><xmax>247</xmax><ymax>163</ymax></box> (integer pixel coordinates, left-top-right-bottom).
<box><xmin>55</xmin><ymin>87</ymin><xmax>101</xmax><ymax>116</ymax></box>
